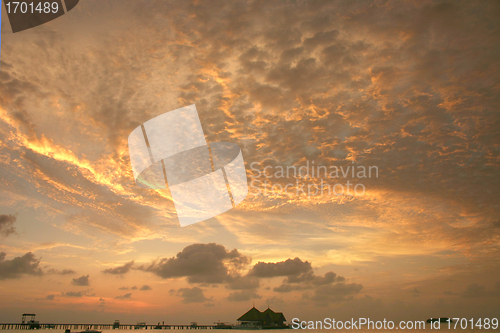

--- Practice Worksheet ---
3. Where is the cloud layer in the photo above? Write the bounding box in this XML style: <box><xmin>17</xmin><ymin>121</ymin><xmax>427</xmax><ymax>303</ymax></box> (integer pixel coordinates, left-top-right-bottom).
<box><xmin>0</xmin><ymin>0</ymin><xmax>498</xmax><ymax>322</ymax></box>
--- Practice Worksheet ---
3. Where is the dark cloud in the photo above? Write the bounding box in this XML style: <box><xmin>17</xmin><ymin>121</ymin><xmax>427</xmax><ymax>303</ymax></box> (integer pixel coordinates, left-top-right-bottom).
<box><xmin>227</xmin><ymin>290</ymin><xmax>261</xmax><ymax>302</ymax></box>
<box><xmin>0</xmin><ymin>252</ymin><xmax>43</xmax><ymax>279</ymax></box>
<box><xmin>118</xmin><ymin>286</ymin><xmax>138</xmax><ymax>290</ymax></box>
<box><xmin>127</xmin><ymin>244</ymin><xmax>360</xmax><ymax>306</ymax></box>
<box><xmin>285</xmin><ymin>270</ymin><xmax>345</xmax><ymax>285</ymax></box>
<box><xmin>60</xmin><ymin>269</ymin><xmax>77</xmax><ymax>275</ymax></box>
<box><xmin>226</xmin><ymin>275</ymin><xmax>260</xmax><ymax>290</ymax></box>
<box><xmin>140</xmin><ymin>285</ymin><xmax>152</xmax><ymax>291</ymax></box>
<box><xmin>176</xmin><ymin>287</ymin><xmax>211</xmax><ymax>303</ymax></box>
<box><xmin>115</xmin><ymin>293</ymin><xmax>132</xmax><ymax>300</ymax></box>
<box><xmin>71</xmin><ymin>275</ymin><xmax>90</xmax><ymax>286</ymax></box>
<box><xmin>139</xmin><ymin>243</ymin><xmax>250</xmax><ymax>284</ymax></box>
<box><xmin>62</xmin><ymin>289</ymin><xmax>94</xmax><ymax>297</ymax></box>
<box><xmin>303</xmin><ymin>30</ymin><xmax>340</xmax><ymax>48</ymax></box>
<box><xmin>45</xmin><ymin>294</ymin><xmax>55</xmax><ymax>300</ymax></box>
<box><xmin>248</xmin><ymin>257</ymin><xmax>348</xmax><ymax>294</ymax></box>
<box><xmin>221</xmin><ymin>254</ymin><xmax>358</xmax><ymax>305</ymax></box>
<box><xmin>102</xmin><ymin>261</ymin><xmax>134</xmax><ymax>275</ymax></box>
<box><xmin>461</xmin><ymin>284</ymin><xmax>488</xmax><ymax>298</ymax></box>
<box><xmin>273</xmin><ymin>284</ymin><xmax>303</xmax><ymax>293</ymax></box>
<box><xmin>64</xmin><ymin>291</ymin><xmax>84</xmax><ymax>297</ymax></box>
<box><xmin>47</xmin><ymin>269</ymin><xmax>76</xmax><ymax>275</ymax></box>
<box><xmin>307</xmin><ymin>282</ymin><xmax>364</xmax><ymax>306</ymax></box>
<box><xmin>0</xmin><ymin>214</ymin><xmax>17</xmax><ymax>236</ymax></box>
<box><xmin>314</xmin><ymin>271</ymin><xmax>346</xmax><ymax>285</ymax></box>
<box><xmin>249</xmin><ymin>257</ymin><xmax>311</xmax><ymax>277</ymax></box>
<box><xmin>266</xmin><ymin>296</ymin><xmax>284</xmax><ymax>305</ymax></box>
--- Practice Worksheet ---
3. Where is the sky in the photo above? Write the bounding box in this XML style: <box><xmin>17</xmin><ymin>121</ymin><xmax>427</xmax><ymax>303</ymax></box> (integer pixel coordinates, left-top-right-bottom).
<box><xmin>0</xmin><ymin>0</ymin><xmax>499</xmax><ymax>325</ymax></box>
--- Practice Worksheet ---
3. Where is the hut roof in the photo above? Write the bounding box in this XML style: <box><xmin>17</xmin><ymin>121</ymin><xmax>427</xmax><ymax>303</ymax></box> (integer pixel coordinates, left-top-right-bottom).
<box><xmin>263</xmin><ymin>308</ymin><xmax>286</xmax><ymax>322</ymax></box>
<box><xmin>237</xmin><ymin>307</ymin><xmax>262</xmax><ymax>322</ymax></box>
<box><xmin>237</xmin><ymin>307</ymin><xmax>286</xmax><ymax>323</ymax></box>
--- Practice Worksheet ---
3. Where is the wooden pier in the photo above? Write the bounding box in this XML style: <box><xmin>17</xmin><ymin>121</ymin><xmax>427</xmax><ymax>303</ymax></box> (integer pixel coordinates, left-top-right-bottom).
<box><xmin>0</xmin><ymin>324</ymin><xmax>218</xmax><ymax>330</ymax></box>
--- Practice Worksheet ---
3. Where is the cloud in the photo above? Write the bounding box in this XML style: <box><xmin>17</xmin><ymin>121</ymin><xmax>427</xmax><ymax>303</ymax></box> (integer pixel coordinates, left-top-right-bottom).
<box><xmin>102</xmin><ymin>261</ymin><xmax>134</xmax><ymax>275</ymax></box>
<box><xmin>0</xmin><ymin>214</ymin><xmax>17</xmax><ymax>236</ymax></box>
<box><xmin>62</xmin><ymin>289</ymin><xmax>94</xmax><ymax>297</ymax></box>
<box><xmin>273</xmin><ymin>284</ymin><xmax>304</xmax><ymax>293</ymax></box>
<box><xmin>64</xmin><ymin>291</ymin><xmax>84</xmax><ymax>297</ymax></box>
<box><xmin>245</xmin><ymin>255</ymin><xmax>361</xmax><ymax>306</ymax></box>
<box><xmin>140</xmin><ymin>285</ymin><xmax>152</xmax><ymax>291</ymax></box>
<box><xmin>249</xmin><ymin>257</ymin><xmax>312</xmax><ymax>277</ymax></box>
<box><xmin>285</xmin><ymin>270</ymin><xmax>345</xmax><ymax>285</ymax></box>
<box><xmin>115</xmin><ymin>293</ymin><xmax>132</xmax><ymax>300</ymax></box>
<box><xmin>140</xmin><ymin>243</ymin><xmax>250</xmax><ymax>283</ymax></box>
<box><xmin>47</xmin><ymin>269</ymin><xmax>76</xmax><ymax>275</ymax></box>
<box><xmin>226</xmin><ymin>275</ymin><xmax>260</xmax><ymax>290</ymax></box>
<box><xmin>118</xmin><ymin>286</ymin><xmax>139</xmax><ymax>290</ymax></box>
<box><xmin>175</xmin><ymin>287</ymin><xmax>211</xmax><ymax>303</ymax></box>
<box><xmin>249</xmin><ymin>257</ymin><xmax>349</xmax><ymax>294</ymax></box>
<box><xmin>71</xmin><ymin>275</ymin><xmax>90</xmax><ymax>286</ymax></box>
<box><xmin>266</xmin><ymin>296</ymin><xmax>284</xmax><ymax>305</ymax></box>
<box><xmin>461</xmin><ymin>284</ymin><xmax>488</xmax><ymax>298</ymax></box>
<box><xmin>124</xmin><ymin>245</ymin><xmax>361</xmax><ymax>306</ymax></box>
<box><xmin>0</xmin><ymin>252</ymin><xmax>43</xmax><ymax>279</ymax></box>
<box><xmin>411</xmin><ymin>288</ymin><xmax>421</xmax><ymax>297</ymax></box>
<box><xmin>307</xmin><ymin>282</ymin><xmax>364</xmax><ymax>306</ymax></box>
<box><xmin>227</xmin><ymin>290</ymin><xmax>262</xmax><ymax>302</ymax></box>
<box><xmin>45</xmin><ymin>294</ymin><xmax>55</xmax><ymax>300</ymax></box>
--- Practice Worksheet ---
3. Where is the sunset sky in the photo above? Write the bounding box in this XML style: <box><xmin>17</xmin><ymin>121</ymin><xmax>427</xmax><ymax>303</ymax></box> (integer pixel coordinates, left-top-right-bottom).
<box><xmin>0</xmin><ymin>0</ymin><xmax>499</xmax><ymax>325</ymax></box>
